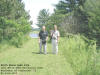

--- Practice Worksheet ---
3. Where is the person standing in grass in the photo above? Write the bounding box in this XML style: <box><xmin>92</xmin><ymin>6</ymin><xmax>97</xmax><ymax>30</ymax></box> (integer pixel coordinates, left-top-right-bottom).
<box><xmin>51</xmin><ymin>25</ymin><xmax>60</xmax><ymax>54</ymax></box>
<box><xmin>38</xmin><ymin>26</ymin><xmax>48</xmax><ymax>54</ymax></box>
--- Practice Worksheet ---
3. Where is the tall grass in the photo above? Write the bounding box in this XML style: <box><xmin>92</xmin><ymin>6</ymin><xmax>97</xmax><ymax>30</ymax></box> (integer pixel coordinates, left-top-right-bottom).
<box><xmin>0</xmin><ymin>33</ymin><xmax>30</xmax><ymax>53</ymax></box>
<box><xmin>59</xmin><ymin>35</ymin><xmax>98</xmax><ymax>75</ymax></box>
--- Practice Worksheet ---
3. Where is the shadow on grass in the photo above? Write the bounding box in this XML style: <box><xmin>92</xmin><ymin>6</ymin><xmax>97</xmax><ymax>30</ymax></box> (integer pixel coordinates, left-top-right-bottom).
<box><xmin>32</xmin><ymin>52</ymin><xmax>53</xmax><ymax>54</ymax></box>
<box><xmin>32</xmin><ymin>52</ymin><xmax>40</xmax><ymax>54</ymax></box>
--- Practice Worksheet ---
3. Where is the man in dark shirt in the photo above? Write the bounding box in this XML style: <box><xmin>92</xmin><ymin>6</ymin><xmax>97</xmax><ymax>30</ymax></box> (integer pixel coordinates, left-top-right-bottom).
<box><xmin>39</xmin><ymin>26</ymin><xmax>48</xmax><ymax>54</ymax></box>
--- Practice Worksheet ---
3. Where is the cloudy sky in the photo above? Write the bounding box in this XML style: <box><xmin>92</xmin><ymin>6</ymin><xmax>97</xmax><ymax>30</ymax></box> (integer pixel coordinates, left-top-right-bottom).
<box><xmin>22</xmin><ymin>0</ymin><xmax>59</xmax><ymax>25</ymax></box>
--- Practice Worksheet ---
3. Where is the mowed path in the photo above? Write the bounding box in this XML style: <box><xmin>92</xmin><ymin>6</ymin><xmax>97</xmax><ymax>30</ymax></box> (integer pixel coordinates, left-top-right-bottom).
<box><xmin>0</xmin><ymin>38</ymin><xmax>73</xmax><ymax>75</ymax></box>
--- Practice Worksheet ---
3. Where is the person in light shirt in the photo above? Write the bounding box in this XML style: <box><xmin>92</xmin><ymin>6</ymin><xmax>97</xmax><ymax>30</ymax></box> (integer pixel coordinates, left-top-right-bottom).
<box><xmin>51</xmin><ymin>25</ymin><xmax>60</xmax><ymax>54</ymax></box>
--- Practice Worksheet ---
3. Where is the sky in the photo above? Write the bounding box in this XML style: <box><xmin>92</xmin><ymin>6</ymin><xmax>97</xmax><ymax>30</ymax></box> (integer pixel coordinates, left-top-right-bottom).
<box><xmin>22</xmin><ymin>0</ymin><xmax>59</xmax><ymax>25</ymax></box>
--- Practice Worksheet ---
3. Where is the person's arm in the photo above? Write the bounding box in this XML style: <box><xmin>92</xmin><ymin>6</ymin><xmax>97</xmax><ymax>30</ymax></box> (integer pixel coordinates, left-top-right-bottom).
<box><xmin>57</xmin><ymin>31</ymin><xmax>60</xmax><ymax>43</ymax></box>
<box><xmin>38</xmin><ymin>37</ymin><xmax>40</xmax><ymax>43</ymax></box>
<box><xmin>46</xmin><ymin>37</ymin><xmax>48</xmax><ymax>41</ymax></box>
<box><xmin>50</xmin><ymin>30</ymin><xmax>53</xmax><ymax>40</ymax></box>
<box><xmin>38</xmin><ymin>32</ymin><xmax>40</xmax><ymax>43</ymax></box>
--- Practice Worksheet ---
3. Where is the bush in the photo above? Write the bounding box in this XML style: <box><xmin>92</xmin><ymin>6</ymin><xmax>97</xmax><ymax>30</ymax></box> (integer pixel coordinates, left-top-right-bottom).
<box><xmin>10</xmin><ymin>32</ymin><xmax>24</xmax><ymax>48</ymax></box>
<box><xmin>0</xmin><ymin>17</ymin><xmax>31</xmax><ymax>48</ymax></box>
<box><xmin>60</xmin><ymin>35</ymin><xmax>98</xmax><ymax>75</ymax></box>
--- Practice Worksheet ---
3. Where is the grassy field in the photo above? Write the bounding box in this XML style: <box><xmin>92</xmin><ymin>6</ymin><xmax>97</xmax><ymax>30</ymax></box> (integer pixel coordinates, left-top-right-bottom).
<box><xmin>0</xmin><ymin>36</ymin><xmax>99</xmax><ymax>75</ymax></box>
<box><xmin>0</xmin><ymin>37</ymin><xmax>74</xmax><ymax>75</ymax></box>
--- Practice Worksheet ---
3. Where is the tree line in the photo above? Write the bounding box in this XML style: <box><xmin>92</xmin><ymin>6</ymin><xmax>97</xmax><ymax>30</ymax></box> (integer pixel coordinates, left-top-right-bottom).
<box><xmin>0</xmin><ymin>0</ymin><xmax>31</xmax><ymax>47</ymax></box>
<box><xmin>37</xmin><ymin>0</ymin><xmax>100</xmax><ymax>45</ymax></box>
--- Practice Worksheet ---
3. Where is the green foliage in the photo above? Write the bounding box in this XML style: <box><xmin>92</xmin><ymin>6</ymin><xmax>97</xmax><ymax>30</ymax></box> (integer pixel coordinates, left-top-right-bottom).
<box><xmin>39</xmin><ymin>0</ymin><xmax>87</xmax><ymax>36</ymax></box>
<box><xmin>46</xmin><ymin>13</ymin><xmax>65</xmax><ymax>33</ymax></box>
<box><xmin>0</xmin><ymin>0</ymin><xmax>31</xmax><ymax>47</ymax></box>
<box><xmin>10</xmin><ymin>32</ymin><xmax>23</xmax><ymax>48</ymax></box>
<box><xmin>54</xmin><ymin>0</ymin><xmax>86</xmax><ymax>14</ymax></box>
<box><xmin>83</xmin><ymin>0</ymin><xmax>100</xmax><ymax>44</ymax></box>
<box><xmin>60</xmin><ymin>35</ymin><xmax>98</xmax><ymax>75</ymax></box>
<box><xmin>37</xmin><ymin>9</ymin><xmax>50</xmax><ymax>27</ymax></box>
<box><xmin>47</xmin><ymin>0</ymin><xmax>100</xmax><ymax>45</ymax></box>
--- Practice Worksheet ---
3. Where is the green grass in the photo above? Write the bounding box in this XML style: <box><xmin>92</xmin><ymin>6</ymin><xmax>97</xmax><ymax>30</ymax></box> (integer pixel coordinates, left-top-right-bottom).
<box><xmin>59</xmin><ymin>36</ymin><xmax>99</xmax><ymax>75</ymax></box>
<box><xmin>96</xmin><ymin>50</ymin><xmax>100</xmax><ymax>75</ymax></box>
<box><xmin>0</xmin><ymin>36</ymin><xmax>99</xmax><ymax>75</ymax></box>
<box><xmin>0</xmin><ymin>37</ymin><xmax>73</xmax><ymax>75</ymax></box>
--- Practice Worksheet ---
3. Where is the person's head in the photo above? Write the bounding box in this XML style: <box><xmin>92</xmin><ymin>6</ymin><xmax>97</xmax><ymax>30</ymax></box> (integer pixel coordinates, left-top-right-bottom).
<box><xmin>42</xmin><ymin>26</ymin><xmax>46</xmax><ymax>31</ymax></box>
<box><xmin>54</xmin><ymin>25</ymin><xmax>57</xmax><ymax>30</ymax></box>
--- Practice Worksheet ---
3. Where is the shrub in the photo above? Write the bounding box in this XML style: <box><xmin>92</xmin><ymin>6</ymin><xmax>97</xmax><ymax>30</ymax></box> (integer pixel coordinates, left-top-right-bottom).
<box><xmin>10</xmin><ymin>32</ymin><xmax>24</xmax><ymax>48</ymax></box>
<box><xmin>60</xmin><ymin>35</ymin><xmax>98</xmax><ymax>75</ymax></box>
